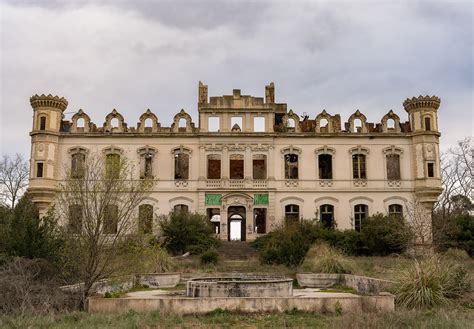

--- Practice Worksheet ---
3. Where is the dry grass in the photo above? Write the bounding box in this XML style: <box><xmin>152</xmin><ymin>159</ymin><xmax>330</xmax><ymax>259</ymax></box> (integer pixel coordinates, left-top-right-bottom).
<box><xmin>300</xmin><ymin>243</ymin><xmax>355</xmax><ymax>274</ymax></box>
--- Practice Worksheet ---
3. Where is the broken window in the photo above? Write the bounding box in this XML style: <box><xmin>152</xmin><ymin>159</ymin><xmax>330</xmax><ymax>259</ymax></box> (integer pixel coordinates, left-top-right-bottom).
<box><xmin>318</xmin><ymin>154</ymin><xmax>333</xmax><ymax>179</ymax></box>
<box><xmin>353</xmin><ymin>118</ymin><xmax>362</xmax><ymax>132</ymax></box>
<box><xmin>354</xmin><ymin>204</ymin><xmax>368</xmax><ymax>232</ymax></box>
<box><xmin>229</xmin><ymin>154</ymin><xmax>244</xmax><ymax>179</ymax></box>
<box><xmin>252</xmin><ymin>154</ymin><xmax>267</xmax><ymax>179</ymax></box>
<box><xmin>106</xmin><ymin>154</ymin><xmax>120</xmax><ymax>179</ymax></box>
<box><xmin>320</xmin><ymin>204</ymin><xmax>335</xmax><ymax>229</ymax></box>
<box><xmin>68</xmin><ymin>204</ymin><xmax>82</xmax><ymax>234</ymax></box>
<box><xmin>138</xmin><ymin>204</ymin><xmax>153</xmax><ymax>234</ymax></box>
<box><xmin>104</xmin><ymin>204</ymin><xmax>118</xmax><ymax>234</ymax></box>
<box><xmin>39</xmin><ymin>116</ymin><xmax>46</xmax><ymax>130</ymax></box>
<box><xmin>208</xmin><ymin>117</ymin><xmax>220</xmax><ymax>132</ymax></box>
<box><xmin>386</xmin><ymin>154</ymin><xmax>400</xmax><ymax>180</ymax></box>
<box><xmin>139</xmin><ymin>152</ymin><xmax>154</xmax><ymax>179</ymax></box>
<box><xmin>254</xmin><ymin>117</ymin><xmax>265</xmax><ymax>132</ymax></box>
<box><xmin>207</xmin><ymin>155</ymin><xmax>221</xmax><ymax>179</ymax></box>
<box><xmin>36</xmin><ymin>162</ymin><xmax>44</xmax><ymax>178</ymax></box>
<box><xmin>207</xmin><ymin>208</ymin><xmax>220</xmax><ymax>234</ymax></box>
<box><xmin>427</xmin><ymin>162</ymin><xmax>435</xmax><ymax>178</ymax></box>
<box><xmin>231</xmin><ymin>117</ymin><xmax>243</xmax><ymax>131</ymax></box>
<box><xmin>388</xmin><ymin>204</ymin><xmax>403</xmax><ymax>219</ymax></box>
<box><xmin>174</xmin><ymin>204</ymin><xmax>189</xmax><ymax>214</ymax></box>
<box><xmin>71</xmin><ymin>153</ymin><xmax>85</xmax><ymax>179</ymax></box>
<box><xmin>424</xmin><ymin>116</ymin><xmax>431</xmax><ymax>131</ymax></box>
<box><xmin>387</xmin><ymin>118</ymin><xmax>395</xmax><ymax>129</ymax></box>
<box><xmin>320</xmin><ymin>118</ymin><xmax>328</xmax><ymax>132</ymax></box>
<box><xmin>352</xmin><ymin>154</ymin><xmax>366</xmax><ymax>179</ymax></box>
<box><xmin>285</xmin><ymin>204</ymin><xmax>299</xmax><ymax>224</ymax></box>
<box><xmin>284</xmin><ymin>154</ymin><xmax>298</xmax><ymax>179</ymax></box>
<box><xmin>174</xmin><ymin>152</ymin><xmax>189</xmax><ymax>180</ymax></box>
<box><xmin>254</xmin><ymin>208</ymin><xmax>266</xmax><ymax>234</ymax></box>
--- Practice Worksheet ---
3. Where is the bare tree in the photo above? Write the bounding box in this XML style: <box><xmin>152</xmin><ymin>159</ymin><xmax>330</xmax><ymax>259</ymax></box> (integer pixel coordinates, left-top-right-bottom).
<box><xmin>55</xmin><ymin>153</ymin><xmax>152</xmax><ymax>304</ymax></box>
<box><xmin>436</xmin><ymin>137</ymin><xmax>473</xmax><ymax>217</ymax></box>
<box><xmin>404</xmin><ymin>199</ymin><xmax>433</xmax><ymax>248</ymax></box>
<box><xmin>0</xmin><ymin>154</ymin><xmax>29</xmax><ymax>208</ymax></box>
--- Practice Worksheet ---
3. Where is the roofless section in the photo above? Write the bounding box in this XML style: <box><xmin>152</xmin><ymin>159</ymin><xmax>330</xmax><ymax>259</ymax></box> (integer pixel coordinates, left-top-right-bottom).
<box><xmin>198</xmin><ymin>82</ymin><xmax>287</xmax><ymax>133</ymax></box>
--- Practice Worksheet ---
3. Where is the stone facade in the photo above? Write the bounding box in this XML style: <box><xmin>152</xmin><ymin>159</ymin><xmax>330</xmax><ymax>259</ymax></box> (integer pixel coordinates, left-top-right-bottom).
<box><xmin>27</xmin><ymin>82</ymin><xmax>442</xmax><ymax>241</ymax></box>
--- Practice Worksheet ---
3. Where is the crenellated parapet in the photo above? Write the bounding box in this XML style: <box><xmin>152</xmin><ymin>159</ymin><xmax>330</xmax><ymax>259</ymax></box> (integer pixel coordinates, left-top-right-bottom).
<box><xmin>403</xmin><ymin>95</ymin><xmax>440</xmax><ymax>111</ymax></box>
<box><xmin>30</xmin><ymin>94</ymin><xmax>68</xmax><ymax>111</ymax></box>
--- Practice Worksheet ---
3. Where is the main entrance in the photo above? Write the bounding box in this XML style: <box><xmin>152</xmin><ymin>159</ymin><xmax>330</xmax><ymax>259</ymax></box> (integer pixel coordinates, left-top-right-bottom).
<box><xmin>227</xmin><ymin>206</ymin><xmax>246</xmax><ymax>241</ymax></box>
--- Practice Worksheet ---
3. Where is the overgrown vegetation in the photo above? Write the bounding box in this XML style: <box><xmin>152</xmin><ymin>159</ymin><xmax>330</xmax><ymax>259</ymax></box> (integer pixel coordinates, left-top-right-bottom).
<box><xmin>252</xmin><ymin>215</ymin><xmax>412</xmax><ymax>268</ymax></box>
<box><xmin>159</xmin><ymin>211</ymin><xmax>220</xmax><ymax>256</ymax></box>
<box><xmin>301</xmin><ymin>243</ymin><xmax>354</xmax><ymax>274</ymax></box>
<box><xmin>200</xmin><ymin>248</ymin><xmax>219</xmax><ymax>265</ymax></box>
<box><xmin>394</xmin><ymin>255</ymin><xmax>470</xmax><ymax>309</ymax></box>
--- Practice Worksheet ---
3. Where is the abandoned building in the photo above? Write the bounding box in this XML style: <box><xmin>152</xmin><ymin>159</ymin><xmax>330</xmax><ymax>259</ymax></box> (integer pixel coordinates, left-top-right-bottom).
<box><xmin>27</xmin><ymin>82</ymin><xmax>442</xmax><ymax>241</ymax></box>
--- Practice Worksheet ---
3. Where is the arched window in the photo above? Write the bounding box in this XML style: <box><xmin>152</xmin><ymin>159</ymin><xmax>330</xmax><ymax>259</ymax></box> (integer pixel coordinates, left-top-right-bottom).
<box><xmin>287</xmin><ymin>118</ymin><xmax>295</xmax><ymax>129</ymax></box>
<box><xmin>71</xmin><ymin>153</ymin><xmax>86</xmax><ymax>179</ymax></box>
<box><xmin>386</xmin><ymin>154</ymin><xmax>401</xmax><ymax>180</ymax></box>
<box><xmin>284</xmin><ymin>154</ymin><xmax>299</xmax><ymax>179</ymax></box>
<box><xmin>354</xmin><ymin>204</ymin><xmax>368</xmax><ymax>232</ymax></box>
<box><xmin>39</xmin><ymin>116</ymin><xmax>46</xmax><ymax>130</ymax></box>
<box><xmin>110</xmin><ymin>117</ymin><xmax>119</xmax><ymax>128</ymax></box>
<box><xmin>178</xmin><ymin>118</ymin><xmax>187</xmax><ymax>128</ymax></box>
<box><xmin>388</xmin><ymin>204</ymin><xmax>403</xmax><ymax>219</ymax></box>
<box><xmin>320</xmin><ymin>204</ymin><xmax>335</xmax><ymax>229</ymax></box>
<box><xmin>318</xmin><ymin>154</ymin><xmax>332</xmax><ymax>179</ymax></box>
<box><xmin>387</xmin><ymin>118</ymin><xmax>395</xmax><ymax>129</ymax></box>
<box><xmin>68</xmin><ymin>204</ymin><xmax>82</xmax><ymax>234</ymax></box>
<box><xmin>106</xmin><ymin>153</ymin><xmax>120</xmax><ymax>179</ymax></box>
<box><xmin>77</xmin><ymin>117</ymin><xmax>85</xmax><ymax>128</ymax></box>
<box><xmin>144</xmin><ymin>118</ymin><xmax>153</xmax><ymax>128</ymax></box>
<box><xmin>174</xmin><ymin>152</ymin><xmax>189</xmax><ymax>180</ymax></box>
<box><xmin>353</xmin><ymin>118</ymin><xmax>362</xmax><ymax>132</ymax></box>
<box><xmin>174</xmin><ymin>204</ymin><xmax>189</xmax><ymax>214</ymax></box>
<box><xmin>424</xmin><ymin>116</ymin><xmax>431</xmax><ymax>131</ymax></box>
<box><xmin>138</xmin><ymin>204</ymin><xmax>153</xmax><ymax>234</ymax></box>
<box><xmin>285</xmin><ymin>204</ymin><xmax>300</xmax><ymax>224</ymax></box>
<box><xmin>352</xmin><ymin>154</ymin><xmax>366</xmax><ymax>179</ymax></box>
<box><xmin>104</xmin><ymin>204</ymin><xmax>118</xmax><ymax>234</ymax></box>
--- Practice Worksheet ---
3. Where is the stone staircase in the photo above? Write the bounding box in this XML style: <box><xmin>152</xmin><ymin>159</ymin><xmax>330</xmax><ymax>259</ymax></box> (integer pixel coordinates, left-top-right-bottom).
<box><xmin>217</xmin><ymin>241</ymin><xmax>259</xmax><ymax>261</ymax></box>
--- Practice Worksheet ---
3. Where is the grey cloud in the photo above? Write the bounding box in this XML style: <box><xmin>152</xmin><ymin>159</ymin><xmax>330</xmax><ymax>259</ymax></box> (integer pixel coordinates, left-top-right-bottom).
<box><xmin>0</xmin><ymin>0</ymin><xmax>472</xmax><ymax>157</ymax></box>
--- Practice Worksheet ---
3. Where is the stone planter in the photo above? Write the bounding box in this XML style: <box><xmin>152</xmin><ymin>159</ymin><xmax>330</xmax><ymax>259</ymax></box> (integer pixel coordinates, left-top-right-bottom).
<box><xmin>136</xmin><ymin>273</ymin><xmax>181</xmax><ymax>288</ymax></box>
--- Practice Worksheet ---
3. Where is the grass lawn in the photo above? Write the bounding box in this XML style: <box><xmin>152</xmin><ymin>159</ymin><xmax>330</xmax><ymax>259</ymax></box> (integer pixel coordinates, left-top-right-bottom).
<box><xmin>2</xmin><ymin>307</ymin><xmax>473</xmax><ymax>329</ymax></box>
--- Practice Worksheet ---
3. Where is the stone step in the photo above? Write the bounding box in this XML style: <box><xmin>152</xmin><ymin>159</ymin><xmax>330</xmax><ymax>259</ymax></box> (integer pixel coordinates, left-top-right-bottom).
<box><xmin>217</xmin><ymin>241</ymin><xmax>259</xmax><ymax>260</ymax></box>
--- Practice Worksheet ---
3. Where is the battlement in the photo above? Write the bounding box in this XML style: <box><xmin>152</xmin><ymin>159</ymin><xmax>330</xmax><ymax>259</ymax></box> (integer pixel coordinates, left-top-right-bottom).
<box><xmin>30</xmin><ymin>94</ymin><xmax>68</xmax><ymax>111</ymax></box>
<box><xmin>403</xmin><ymin>95</ymin><xmax>441</xmax><ymax>112</ymax></box>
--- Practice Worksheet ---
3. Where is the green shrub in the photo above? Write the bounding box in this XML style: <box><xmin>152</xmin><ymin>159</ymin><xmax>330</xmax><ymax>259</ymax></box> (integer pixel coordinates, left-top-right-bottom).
<box><xmin>444</xmin><ymin>214</ymin><xmax>474</xmax><ymax>257</ymax></box>
<box><xmin>359</xmin><ymin>213</ymin><xmax>412</xmax><ymax>256</ymax></box>
<box><xmin>1</xmin><ymin>195</ymin><xmax>64</xmax><ymax>264</ymax></box>
<box><xmin>394</xmin><ymin>255</ymin><xmax>470</xmax><ymax>309</ymax></box>
<box><xmin>159</xmin><ymin>212</ymin><xmax>220</xmax><ymax>256</ymax></box>
<box><xmin>200</xmin><ymin>248</ymin><xmax>219</xmax><ymax>265</ymax></box>
<box><xmin>303</xmin><ymin>243</ymin><xmax>354</xmax><ymax>274</ymax></box>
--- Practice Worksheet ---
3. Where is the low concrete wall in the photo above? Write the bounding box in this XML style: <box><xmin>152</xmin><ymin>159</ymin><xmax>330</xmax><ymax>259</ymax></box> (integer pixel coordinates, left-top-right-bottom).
<box><xmin>60</xmin><ymin>273</ymin><xmax>181</xmax><ymax>295</ymax></box>
<box><xmin>186</xmin><ymin>277</ymin><xmax>293</xmax><ymax>297</ymax></box>
<box><xmin>88</xmin><ymin>294</ymin><xmax>394</xmax><ymax>314</ymax></box>
<box><xmin>296</xmin><ymin>273</ymin><xmax>393</xmax><ymax>296</ymax></box>
<box><xmin>137</xmin><ymin>273</ymin><xmax>181</xmax><ymax>288</ymax></box>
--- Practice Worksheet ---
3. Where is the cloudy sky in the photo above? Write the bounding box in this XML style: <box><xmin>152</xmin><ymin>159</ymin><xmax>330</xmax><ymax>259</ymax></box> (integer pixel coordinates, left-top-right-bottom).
<box><xmin>1</xmin><ymin>0</ymin><xmax>472</xmax><ymax>157</ymax></box>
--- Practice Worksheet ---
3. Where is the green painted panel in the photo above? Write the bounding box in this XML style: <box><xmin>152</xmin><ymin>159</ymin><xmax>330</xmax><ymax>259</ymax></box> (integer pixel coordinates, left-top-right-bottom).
<box><xmin>254</xmin><ymin>193</ymin><xmax>269</xmax><ymax>205</ymax></box>
<box><xmin>205</xmin><ymin>194</ymin><xmax>222</xmax><ymax>205</ymax></box>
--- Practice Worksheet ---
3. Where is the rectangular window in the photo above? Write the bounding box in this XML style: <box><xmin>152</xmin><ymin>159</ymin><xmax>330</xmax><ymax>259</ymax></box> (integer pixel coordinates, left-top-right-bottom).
<box><xmin>104</xmin><ymin>205</ymin><xmax>118</xmax><ymax>234</ymax></box>
<box><xmin>207</xmin><ymin>155</ymin><xmax>221</xmax><ymax>179</ymax></box>
<box><xmin>106</xmin><ymin>154</ymin><xmax>120</xmax><ymax>179</ymax></box>
<box><xmin>427</xmin><ymin>162</ymin><xmax>435</xmax><ymax>178</ymax></box>
<box><xmin>352</xmin><ymin>154</ymin><xmax>366</xmax><ymax>179</ymax></box>
<box><xmin>174</xmin><ymin>153</ymin><xmax>189</xmax><ymax>180</ymax></box>
<box><xmin>252</xmin><ymin>155</ymin><xmax>266</xmax><ymax>179</ymax></box>
<box><xmin>207</xmin><ymin>208</ymin><xmax>221</xmax><ymax>234</ymax></box>
<box><xmin>71</xmin><ymin>153</ymin><xmax>85</xmax><ymax>179</ymax></box>
<box><xmin>138</xmin><ymin>204</ymin><xmax>153</xmax><ymax>234</ymax></box>
<box><xmin>285</xmin><ymin>204</ymin><xmax>299</xmax><ymax>224</ymax></box>
<box><xmin>229</xmin><ymin>156</ymin><xmax>244</xmax><ymax>179</ymax></box>
<box><xmin>231</xmin><ymin>117</ymin><xmax>243</xmax><ymax>131</ymax></box>
<box><xmin>39</xmin><ymin>116</ymin><xmax>46</xmax><ymax>130</ymax></box>
<box><xmin>253</xmin><ymin>117</ymin><xmax>265</xmax><ymax>132</ymax></box>
<box><xmin>354</xmin><ymin>204</ymin><xmax>368</xmax><ymax>232</ymax></box>
<box><xmin>254</xmin><ymin>208</ymin><xmax>266</xmax><ymax>234</ymax></box>
<box><xmin>284</xmin><ymin>154</ymin><xmax>299</xmax><ymax>179</ymax></box>
<box><xmin>208</xmin><ymin>117</ymin><xmax>220</xmax><ymax>132</ymax></box>
<box><xmin>318</xmin><ymin>154</ymin><xmax>333</xmax><ymax>179</ymax></box>
<box><xmin>386</xmin><ymin>154</ymin><xmax>401</xmax><ymax>180</ymax></box>
<box><xmin>36</xmin><ymin>162</ymin><xmax>44</xmax><ymax>178</ymax></box>
<box><xmin>68</xmin><ymin>204</ymin><xmax>82</xmax><ymax>234</ymax></box>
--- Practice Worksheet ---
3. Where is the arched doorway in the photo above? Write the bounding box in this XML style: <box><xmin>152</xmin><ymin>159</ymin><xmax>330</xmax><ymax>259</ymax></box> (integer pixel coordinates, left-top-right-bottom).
<box><xmin>227</xmin><ymin>206</ymin><xmax>246</xmax><ymax>241</ymax></box>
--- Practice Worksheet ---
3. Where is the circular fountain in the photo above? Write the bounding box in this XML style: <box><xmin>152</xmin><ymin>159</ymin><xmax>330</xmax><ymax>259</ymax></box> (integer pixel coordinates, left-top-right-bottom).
<box><xmin>186</xmin><ymin>274</ymin><xmax>293</xmax><ymax>298</ymax></box>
